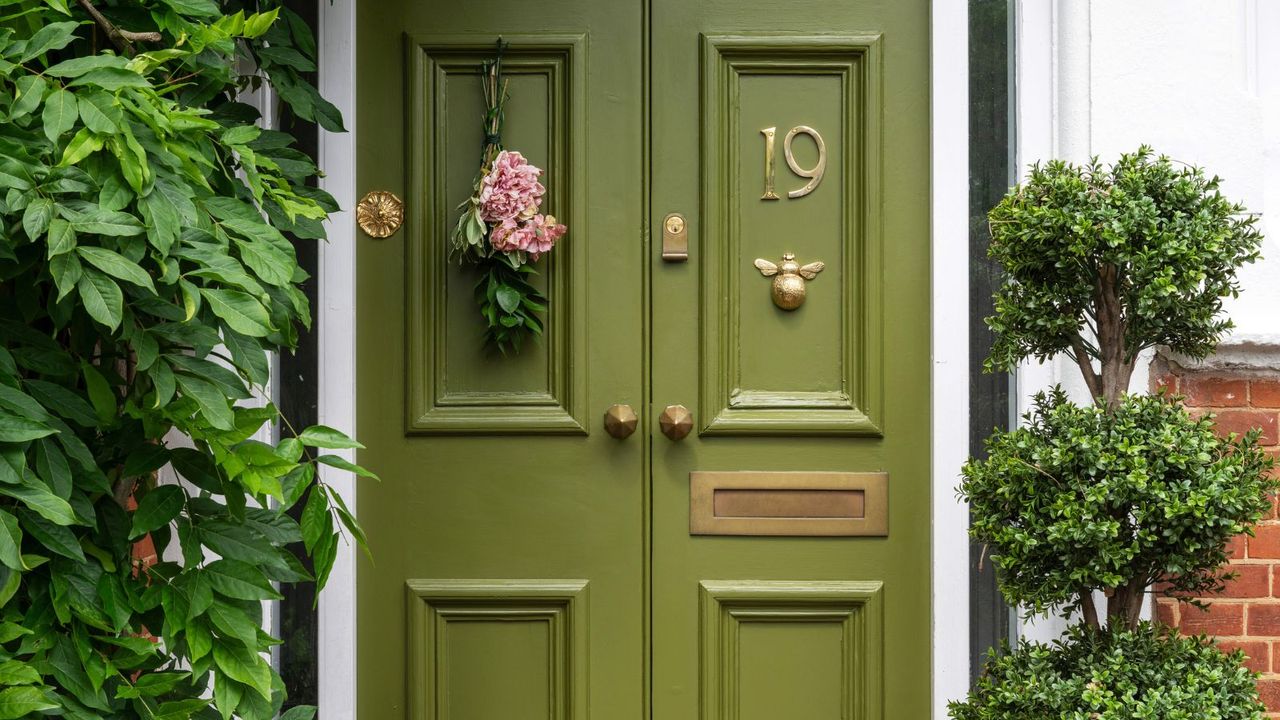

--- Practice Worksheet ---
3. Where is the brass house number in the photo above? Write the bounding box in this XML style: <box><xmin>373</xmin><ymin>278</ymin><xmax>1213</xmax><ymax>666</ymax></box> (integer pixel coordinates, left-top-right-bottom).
<box><xmin>760</xmin><ymin>125</ymin><xmax>827</xmax><ymax>200</ymax></box>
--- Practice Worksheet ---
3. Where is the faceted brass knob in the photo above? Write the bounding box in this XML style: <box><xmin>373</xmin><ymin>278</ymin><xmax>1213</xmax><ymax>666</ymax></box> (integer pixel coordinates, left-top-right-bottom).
<box><xmin>658</xmin><ymin>404</ymin><xmax>693</xmax><ymax>441</ymax></box>
<box><xmin>603</xmin><ymin>404</ymin><xmax>638</xmax><ymax>439</ymax></box>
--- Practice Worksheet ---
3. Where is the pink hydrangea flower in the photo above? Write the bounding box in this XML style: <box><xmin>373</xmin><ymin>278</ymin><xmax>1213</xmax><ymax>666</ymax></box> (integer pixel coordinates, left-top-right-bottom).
<box><xmin>489</xmin><ymin>214</ymin><xmax>567</xmax><ymax>260</ymax></box>
<box><xmin>522</xmin><ymin>214</ymin><xmax>566</xmax><ymax>260</ymax></box>
<box><xmin>478</xmin><ymin>150</ymin><xmax>545</xmax><ymax>223</ymax></box>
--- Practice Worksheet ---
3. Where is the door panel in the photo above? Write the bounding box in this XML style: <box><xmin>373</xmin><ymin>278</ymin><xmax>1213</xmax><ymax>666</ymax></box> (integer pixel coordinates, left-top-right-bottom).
<box><xmin>356</xmin><ymin>2</ymin><xmax>645</xmax><ymax>720</ymax></box>
<box><xmin>650</xmin><ymin>2</ymin><xmax>931</xmax><ymax>719</ymax></box>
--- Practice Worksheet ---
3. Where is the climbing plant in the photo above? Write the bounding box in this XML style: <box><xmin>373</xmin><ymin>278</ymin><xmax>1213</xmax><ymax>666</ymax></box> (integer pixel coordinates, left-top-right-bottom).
<box><xmin>0</xmin><ymin>2</ymin><xmax>370</xmax><ymax>719</ymax></box>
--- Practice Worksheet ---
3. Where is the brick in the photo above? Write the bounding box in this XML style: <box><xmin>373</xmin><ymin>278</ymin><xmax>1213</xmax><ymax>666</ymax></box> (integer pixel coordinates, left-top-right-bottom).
<box><xmin>1260</xmin><ymin>678</ymin><xmax>1280</xmax><ymax>713</ymax></box>
<box><xmin>1255</xmin><ymin>380</ymin><xmax>1280</xmax><ymax>408</ymax></box>
<box><xmin>1251</xmin><ymin>604</ymin><xmax>1280</xmax><ymax>635</ymax></box>
<box><xmin>1217</xmin><ymin>563</ymin><xmax>1271</xmax><ymax>598</ymax></box>
<box><xmin>1181</xmin><ymin>602</ymin><xmax>1243</xmax><ymax>635</ymax></box>
<box><xmin>1218</xmin><ymin>639</ymin><xmax>1269</xmax><ymax>673</ymax></box>
<box><xmin>1213</xmin><ymin>409</ymin><xmax>1279</xmax><ymax>445</ymax></box>
<box><xmin>1152</xmin><ymin>372</ymin><xmax>1179</xmax><ymax>394</ymax></box>
<box><xmin>1253</xmin><ymin>525</ymin><xmax>1280</xmax><ymax>559</ymax></box>
<box><xmin>1183</xmin><ymin>376</ymin><xmax>1249</xmax><ymax>407</ymax></box>
<box><xmin>1230</xmin><ymin>534</ymin><xmax>1249</xmax><ymax>560</ymax></box>
<box><xmin>1155</xmin><ymin>598</ymin><xmax>1179</xmax><ymax>626</ymax></box>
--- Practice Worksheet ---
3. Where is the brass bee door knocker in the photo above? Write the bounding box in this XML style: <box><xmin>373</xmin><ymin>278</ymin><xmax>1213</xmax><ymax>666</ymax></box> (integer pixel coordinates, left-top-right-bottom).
<box><xmin>754</xmin><ymin>253</ymin><xmax>825</xmax><ymax>310</ymax></box>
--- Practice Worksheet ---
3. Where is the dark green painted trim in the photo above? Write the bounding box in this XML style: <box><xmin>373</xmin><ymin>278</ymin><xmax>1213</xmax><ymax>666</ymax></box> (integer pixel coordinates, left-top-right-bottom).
<box><xmin>697</xmin><ymin>34</ymin><xmax>884</xmax><ymax>436</ymax></box>
<box><xmin>404</xmin><ymin>34</ymin><xmax>590</xmax><ymax>435</ymax></box>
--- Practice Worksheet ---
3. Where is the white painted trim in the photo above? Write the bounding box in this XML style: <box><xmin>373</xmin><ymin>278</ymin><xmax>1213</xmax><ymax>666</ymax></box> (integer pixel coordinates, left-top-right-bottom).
<box><xmin>930</xmin><ymin>0</ymin><xmax>971</xmax><ymax>715</ymax></box>
<box><xmin>316</xmin><ymin>2</ymin><xmax>974</xmax><ymax>715</ymax></box>
<box><xmin>316</xmin><ymin>0</ymin><xmax>358</xmax><ymax>717</ymax></box>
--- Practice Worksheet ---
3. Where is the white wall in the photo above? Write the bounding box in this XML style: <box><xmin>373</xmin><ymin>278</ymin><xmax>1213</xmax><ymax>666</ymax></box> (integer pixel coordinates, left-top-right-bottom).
<box><xmin>1012</xmin><ymin>0</ymin><xmax>1280</xmax><ymax>643</ymax></box>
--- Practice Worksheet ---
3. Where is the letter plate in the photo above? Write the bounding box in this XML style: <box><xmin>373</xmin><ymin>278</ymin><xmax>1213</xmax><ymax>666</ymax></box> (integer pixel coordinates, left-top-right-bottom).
<box><xmin>690</xmin><ymin>471</ymin><xmax>888</xmax><ymax>537</ymax></box>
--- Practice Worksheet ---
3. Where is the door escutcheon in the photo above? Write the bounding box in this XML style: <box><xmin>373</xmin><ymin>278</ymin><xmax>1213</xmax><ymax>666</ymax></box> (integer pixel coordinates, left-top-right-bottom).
<box><xmin>661</xmin><ymin>213</ymin><xmax>688</xmax><ymax>262</ymax></box>
<box><xmin>357</xmin><ymin>190</ymin><xmax>405</xmax><ymax>238</ymax></box>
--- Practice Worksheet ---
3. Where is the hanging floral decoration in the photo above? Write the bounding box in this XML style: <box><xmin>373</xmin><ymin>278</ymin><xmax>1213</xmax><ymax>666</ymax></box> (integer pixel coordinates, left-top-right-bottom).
<box><xmin>451</xmin><ymin>39</ymin><xmax>567</xmax><ymax>354</ymax></box>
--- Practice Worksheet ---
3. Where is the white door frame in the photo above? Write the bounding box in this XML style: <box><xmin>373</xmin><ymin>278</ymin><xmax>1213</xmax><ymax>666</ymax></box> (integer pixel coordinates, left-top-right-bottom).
<box><xmin>313</xmin><ymin>1</ymin><xmax>971</xmax><ymax>716</ymax></box>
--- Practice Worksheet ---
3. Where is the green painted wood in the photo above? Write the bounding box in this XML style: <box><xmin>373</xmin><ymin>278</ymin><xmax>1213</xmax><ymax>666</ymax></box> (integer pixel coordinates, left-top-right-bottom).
<box><xmin>355</xmin><ymin>2</ymin><xmax>646</xmax><ymax>719</ymax></box>
<box><xmin>699</xmin><ymin>581</ymin><xmax>884</xmax><ymax>720</ymax></box>
<box><xmin>650</xmin><ymin>1</ymin><xmax>931</xmax><ymax>719</ymax></box>
<box><xmin>697</xmin><ymin>35</ymin><xmax>884</xmax><ymax>436</ymax></box>
<box><xmin>406</xmin><ymin>580</ymin><xmax>588</xmax><ymax>720</ymax></box>
<box><xmin>405</xmin><ymin>36</ymin><xmax>589</xmax><ymax>434</ymax></box>
<box><xmin>359</xmin><ymin>0</ymin><xmax>930</xmax><ymax>717</ymax></box>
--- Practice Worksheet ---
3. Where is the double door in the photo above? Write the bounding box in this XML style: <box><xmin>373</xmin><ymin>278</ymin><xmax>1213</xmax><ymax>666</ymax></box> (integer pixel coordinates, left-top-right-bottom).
<box><xmin>355</xmin><ymin>0</ymin><xmax>930</xmax><ymax>717</ymax></box>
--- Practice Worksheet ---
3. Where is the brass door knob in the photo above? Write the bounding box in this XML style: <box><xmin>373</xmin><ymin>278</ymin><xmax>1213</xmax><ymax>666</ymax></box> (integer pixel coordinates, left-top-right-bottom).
<box><xmin>603</xmin><ymin>404</ymin><xmax>638</xmax><ymax>439</ymax></box>
<box><xmin>658</xmin><ymin>404</ymin><xmax>693</xmax><ymax>441</ymax></box>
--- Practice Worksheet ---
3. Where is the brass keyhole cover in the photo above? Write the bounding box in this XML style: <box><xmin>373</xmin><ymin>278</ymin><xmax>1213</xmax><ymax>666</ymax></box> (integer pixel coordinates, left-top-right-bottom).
<box><xmin>357</xmin><ymin>190</ymin><xmax>405</xmax><ymax>238</ymax></box>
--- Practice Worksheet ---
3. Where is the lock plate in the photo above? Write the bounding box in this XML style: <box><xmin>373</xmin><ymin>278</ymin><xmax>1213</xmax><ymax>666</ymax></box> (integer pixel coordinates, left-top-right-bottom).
<box><xmin>661</xmin><ymin>213</ymin><xmax>688</xmax><ymax>262</ymax></box>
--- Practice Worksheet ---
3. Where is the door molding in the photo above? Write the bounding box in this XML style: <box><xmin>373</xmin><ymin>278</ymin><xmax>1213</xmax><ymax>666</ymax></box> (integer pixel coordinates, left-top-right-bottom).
<box><xmin>316</xmin><ymin>1</ymin><xmax>972</xmax><ymax>717</ymax></box>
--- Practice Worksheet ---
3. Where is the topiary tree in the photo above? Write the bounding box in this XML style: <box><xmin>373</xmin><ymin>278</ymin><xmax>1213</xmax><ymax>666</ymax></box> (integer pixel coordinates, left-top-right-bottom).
<box><xmin>0</xmin><ymin>2</ymin><xmax>370</xmax><ymax>720</ymax></box>
<box><xmin>962</xmin><ymin>389</ymin><xmax>1274</xmax><ymax>629</ymax></box>
<box><xmin>950</xmin><ymin>622</ymin><xmax>1265</xmax><ymax>720</ymax></box>
<box><xmin>985</xmin><ymin>146</ymin><xmax>1262</xmax><ymax>406</ymax></box>
<box><xmin>954</xmin><ymin>149</ymin><xmax>1274</xmax><ymax>719</ymax></box>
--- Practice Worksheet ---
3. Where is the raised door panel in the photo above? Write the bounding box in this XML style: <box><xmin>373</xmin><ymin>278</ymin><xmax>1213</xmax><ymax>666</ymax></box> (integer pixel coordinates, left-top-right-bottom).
<box><xmin>406</xmin><ymin>36</ymin><xmax>587</xmax><ymax>434</ymax></box>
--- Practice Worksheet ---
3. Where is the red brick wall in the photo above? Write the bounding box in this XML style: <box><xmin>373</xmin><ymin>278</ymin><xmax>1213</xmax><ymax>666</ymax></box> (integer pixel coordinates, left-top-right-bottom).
<box><xmin>1152</xmin><ymin>362</ymin><xmax>1280</xmax><ymax>711</ymax></box>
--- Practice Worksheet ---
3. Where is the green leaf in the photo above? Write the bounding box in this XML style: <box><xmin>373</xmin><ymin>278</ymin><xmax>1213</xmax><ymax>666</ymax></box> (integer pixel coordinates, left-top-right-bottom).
<box><xmin>19</xmin><ymin>509</ymin><xmax>83</xmax><ymax>561</ymax></box>
<box><xmin>280</xmin><ymin>706</ymin><xmax>318</xmax><ymax>720</ymax></box>
<box><xmin>68</xmin><ymin>67</ymin><xmax>149</xmax><ymax>90</ymax></box>
<box><xmin>222</xmin><ymin>125</ymin><xmax>261</xmax><ymax>145</ymax></box>
<box><xmin>0</xmin><ymin>408</ymin><xmax>55</xmax><ymax>443</ymax></box>
<box><xmin>174</xmin><ymin>374</ymin><xmax>234</xmax><ymax>430</ymax></box>
<box><xmin>0</xmin><ymin>687</ymin><xmax>57</xmax><ymax>719</ymax></box>
<box><xmin>41</xmin><ymin>88</ymin><xmax>76</xmax><ymax>143</ymax></box>
<box><xmin>496</xmin><ymin>285</ymin><xmax>521</xmax><ymax>313</ymax></box>
<box><xmin>10</xmin><ymin>75</ymin><xmax>46</xmax><ymax>119</ymax></box>
<box><xmin>0</xmin><ymin>510</ymin><xmax>23</xmax><ymax>571</ymax></box>
<box><xmin>50</xmin><ymin>251</ymin><xmax>82</xmax><ymax>300</ymax></box>
<box><xmin>76</xmin><ymin>91</ymin><xmax>119</xmax><ymax>133</ymax></box>
<box><xmin>46</xmin><ymin>218</ymin><xmax>76</xmax><ymax>257</ymax></box>
<box><xmin>298</xmin><ymin>425</ymin><xmax>364</xmax><ymax>449</ymax></box>
<box><xmin>20</xmin><ymin>21</ymin><xmax>78</xmax><ymax>62</ymax></box>
<box><xmin>0</xmin><ymin>479</ymin><xmax>77</xmax><ymax>525</ymax></box>
<box><xmin>201</xmin><ymin>289</ymin><xmax>272</xmax><ymax>337</ymax></box>
<box><xmin>159</xmin><ymin>0</ymin><xmax>220</xmax><ymax>14</ymax></box>
<box><xmin>45</xmin><ymin>55</ymin><xmax>130</xmax><ymax>78</ymax></box>
<box><xmin>212</xmin><ymin>643</ymin><xmax>271</xmax><ymax>700</ymax></box>
<box><xmin>131</xmin><ymin>485</ymin><xmax>184</xmax><ymax>539</ymax></box>
<box><xmin>58</xmin><ymin>127</ymin><xmax>104</xmax><ymax>166</ymax></box>
<box><xmin>317</xmin><ymin>454</ymin><xmax>379</xmax><ymax>479</ymax></box>
<box><xmin>299</xmin><ymin>486</ymin><xmax>329</xmax><ymax>553</ymax></box>
<box><xmin>206</xmin><ymin>559</ymin><xmax>281</xmax><ymax>601</ymax></box>
<box><xmin>81</xmin><ymin>362</ymin><xmax>116</xmax><ymax>424</ymax></box>
<box><xmin>77</xmin><ymin>246</ymin><xmax>156</xmax><ymax>292</ymax></box>
<box><xmin>206</xmin><ymin>599</ymin><xmax>257</xmax><ymax>648</ymax></box>
<box><xmin>242</xmin><ymin>8</ymin><xmax>279</xmax><ymax>38</ymax></box>
<box><xmin>21</xmin><ymin>198</ymin><xmax>52</xmax><ymax>242</ymax></box>
<box><xmin>0</xmin><ymin>661</ymin><xmax>39</xmax><ymax>686</ymax></box>
<box><xmin>77</xmin><ymin>268</ymin><xmax>123</xmax><ymax>330</ymax></box>
<box><xmin>69</xmin><ymin>207</ymin><xmax>144</xmax><ymax>236</ymax></box>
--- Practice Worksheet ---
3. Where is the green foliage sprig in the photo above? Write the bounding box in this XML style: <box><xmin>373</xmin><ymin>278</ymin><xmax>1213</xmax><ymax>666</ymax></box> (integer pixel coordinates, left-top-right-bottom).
<box><xmin>961</xmin><ymin>389</ymin><xmax>1276</xmax><ymax>628</ymax></box>
<box><xmin>950</xmin><ymin>622</ymin><xmax>1265</xmax><ymax>720</ymax></box>
<box><xmin>986</xmin><ymin>146</ymin><xmax>1262</xmax><ymax>405</ymax></box>
<box><xmin>0</xmin><ymin>2</ymin><xmax>371</xmax><ymax>719</ymax></box>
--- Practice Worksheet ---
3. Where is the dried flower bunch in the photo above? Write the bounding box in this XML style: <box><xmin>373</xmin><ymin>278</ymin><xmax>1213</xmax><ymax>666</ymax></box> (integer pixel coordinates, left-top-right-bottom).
<box><xmin>451</xmin><ymin>39</ymin><xmax>567</xmax><ymax>354</ymax></box>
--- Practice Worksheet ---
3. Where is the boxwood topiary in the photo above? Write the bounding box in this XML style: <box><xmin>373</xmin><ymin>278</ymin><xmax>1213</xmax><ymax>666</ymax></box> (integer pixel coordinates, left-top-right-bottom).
<box><xmin>950</xmin><ymin>623</ymin><xmax>1264</xmax><ymax>720</ymax></box>
<box><xmin>960</xmin><ymin>388</ymin><xmax>1276</xmax><ymax>629</ymax></box>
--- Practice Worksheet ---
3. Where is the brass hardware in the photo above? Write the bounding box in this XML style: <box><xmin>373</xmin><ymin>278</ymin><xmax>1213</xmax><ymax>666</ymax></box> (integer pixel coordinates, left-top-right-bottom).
<box><xmin>603</xmin><ymin>404</ymin><xmax>638</xmax><ymax>439</ymax></box>
<box><xmin>661</xmin><ymin>213</ymin><xmax>688</xmax><ymax>262</ymax></box>
<box><xmin>754</xmin><ymin>253</ymin><xmax>825</xmax><ymax>310</ymax></box>
<box><xmin>690</xmin><ymin>471</ymin><xmax>888</xmax><ymax>537</ymax></box>
<box><xmin>760</xmin><ymin>127</ymin><xmax>780</xmax><ymax>200</ymax></box>
<box><xmin>782</xmin><ymin>125</ymin><xmax>826</xmax><ymax>198</ymax></box>
<box><xmin>658</xmin><ymin>404</ymin><xmax>693</xmax><ymax>441</ymax></box>
<box><xmin>357</xmin><ymin>190</ymin><xmax>405</xmax><ymax>238</ymax></box>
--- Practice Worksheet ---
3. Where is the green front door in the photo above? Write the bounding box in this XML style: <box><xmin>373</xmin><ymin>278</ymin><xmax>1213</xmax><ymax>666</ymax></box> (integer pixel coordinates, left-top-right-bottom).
<box><xmin>355</xmin><ymin>0</ymin><xmax>930</xmax><ymax>718</ymax></box>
